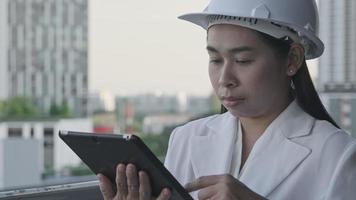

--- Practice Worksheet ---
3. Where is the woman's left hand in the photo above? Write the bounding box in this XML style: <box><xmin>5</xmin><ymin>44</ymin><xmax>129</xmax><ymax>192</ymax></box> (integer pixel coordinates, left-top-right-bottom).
<box><xmin>185</xmin><ymin>174</ymin><xmax>267</xmax><ymax>200</ymax></box>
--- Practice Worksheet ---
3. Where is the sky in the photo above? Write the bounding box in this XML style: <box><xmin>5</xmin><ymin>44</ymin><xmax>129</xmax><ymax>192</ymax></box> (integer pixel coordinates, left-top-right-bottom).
<box><xmin>89</xmin><ymin>0</ymin><xmax>318</xmax><ymax>97</ymax></box>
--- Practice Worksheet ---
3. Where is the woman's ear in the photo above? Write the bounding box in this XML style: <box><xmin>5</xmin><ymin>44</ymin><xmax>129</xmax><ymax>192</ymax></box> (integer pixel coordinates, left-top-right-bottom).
<box><xmin>286</xmin><ymin>43</ymin><xmax>305</xmax><ymax>76</ymax></box>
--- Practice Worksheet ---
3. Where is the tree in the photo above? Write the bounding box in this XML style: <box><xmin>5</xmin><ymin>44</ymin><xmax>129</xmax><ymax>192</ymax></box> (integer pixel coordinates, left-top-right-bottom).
<box><xmin>49</xmin><ymin>102</ymin><xmax>71</xmax><ymax>117</ymax></box>
<box><xmin>0</xmin><ymin>97</ymin><xmax>39</xmax><ymax>118</ymax></box>
<box><xmin>49</xmin><ymin>104</ymin><xmax>59</xmax><ymax>116</ymax></box>
<box><xmin>140</xmin><ymin>126</ymin><xmax>175</xmax><ymax>161</ymax></box>
<box><xmin>0</xmin><ymin>101</ymin><xmax>5</xmax><ymax>118</ymax></box>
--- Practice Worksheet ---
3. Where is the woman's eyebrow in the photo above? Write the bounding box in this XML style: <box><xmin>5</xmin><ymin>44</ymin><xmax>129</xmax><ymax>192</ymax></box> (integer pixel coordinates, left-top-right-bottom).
<box><xmin>206</xmin><ymin>46</ymin><xmax>219</xmax><ymax>53</ymax></box>
<box><xmin>206</xmin><ymin>45</ymin><xmax>254</xmax><ymax>54</ymax></box>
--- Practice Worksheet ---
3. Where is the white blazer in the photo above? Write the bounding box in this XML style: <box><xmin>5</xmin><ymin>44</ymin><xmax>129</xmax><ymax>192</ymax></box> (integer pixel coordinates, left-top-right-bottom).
<box><xmin>164</xmin><ymin>101</ymin><xmax>356</xmax><ymax>200</ymax></box>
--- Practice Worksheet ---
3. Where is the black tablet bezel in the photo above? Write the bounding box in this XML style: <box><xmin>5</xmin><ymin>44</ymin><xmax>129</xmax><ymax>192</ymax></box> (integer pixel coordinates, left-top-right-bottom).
<box><xmin>59</xmin><ymin>130</ymin><xmax>192</xmax><ymax>200</ymax></box>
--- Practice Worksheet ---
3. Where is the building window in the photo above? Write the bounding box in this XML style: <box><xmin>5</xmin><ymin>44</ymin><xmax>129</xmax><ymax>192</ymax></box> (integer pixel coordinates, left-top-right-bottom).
<box><xmin>44</xmin><ymin>128</ymin><xmax>54</xmax><ymax>169</ymax></box>
<box><xmin>8</xmin><ymin>128</ymin><xmax>22</xmax><ymax>138</ymax></box>
<box><xmin>30</xmin><ymin>128</ymin><xmax>35</xmax><ymax>138</ymax></box>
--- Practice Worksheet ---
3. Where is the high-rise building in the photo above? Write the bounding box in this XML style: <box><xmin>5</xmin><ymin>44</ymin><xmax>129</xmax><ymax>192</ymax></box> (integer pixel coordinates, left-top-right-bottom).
<box><xmin>318</xmin><ymin>0</ymin><xmax>356</xmax><ymax>136</ymax></box>
<box><xmin>0</xmin><ymin>0</ymin><xmax>88</xmax><ymax>117</ymax></box>
<box><xmin>318</xmin><ymin>0</ymin><xmax>356</xmax><ymax>91</ymax></box>
<box><xmin>0</xmin><ymin>0</ymin><xmax>8</xmax><ymax>100</ymax></box>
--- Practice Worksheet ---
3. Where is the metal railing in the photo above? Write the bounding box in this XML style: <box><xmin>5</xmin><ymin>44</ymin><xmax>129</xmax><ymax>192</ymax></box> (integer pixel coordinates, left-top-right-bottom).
<box><xmin>0</xmin><ymin>181</ymin><xmax>103</xmax><ymax>200</ymax></box>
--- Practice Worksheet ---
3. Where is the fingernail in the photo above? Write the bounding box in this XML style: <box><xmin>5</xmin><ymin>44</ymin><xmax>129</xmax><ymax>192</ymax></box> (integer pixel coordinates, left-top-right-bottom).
<box><xmin>164</xmin><ymin>188</ymin><xmax>171</xmax><ymax>195</ymax></box>
<box><xmin>97</xmin><ymin>174</ymin><xmax>102</xmax><ymax>181</ymax></box>
<box><xmin>118</xmin><ymin>164</ymin><xmax>125</xmax><ymax>171</ymax></box>
<box><xmin>138</xmin><ymin>171</ymin><xmax>144</xmax><ymax>177</ymax></box>
<box><xmin>127</xmin><ymin>164</ymin><xmax>136</xmax><ymax>172</ymax></box>
<box><xmin>129</xmin><ymin>163</ymin><xmax>136</xmax><ymax>169</ymax></box>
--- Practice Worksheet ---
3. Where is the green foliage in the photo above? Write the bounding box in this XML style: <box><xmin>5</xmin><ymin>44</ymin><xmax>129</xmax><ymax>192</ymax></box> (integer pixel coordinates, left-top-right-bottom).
<box><xmin>0</xmin><ymin>97</ymin><xmax>73</xmax><ymax>119</ymax></box>
<box><xmin>209</xmin><ymin>93</ymin><xmax>222</xmax><ymax>114</ymax></box>
<box><xmin>69</xmin><ymin>163</ymin><xmax>93</xmax><ymax>176</ymax></box>
<box><xmin>0</xmin><ymin>101</ymin><xmax>5</xmax><ymax>118</ymax></box>
<box><xmin>42</xmin><ymin>167</ymin><xmax>56</xmax><ymax>179</ymax></box>
<box><xmin>140</xmin><ymin>126</ymin><xmax>174</xmax><ymax>161</ymax></box>
<box><xmin>0</xmin><ymin>97</ymin><xmax>39</xmax><ymax>118</ymax></box>
<box><xmin>132</xmin><ymin>119</ymin><xmax>143</xmax><ymax>133</ymax></box>
<box><xmin>49</xmin><ymin>102</ymin><xmax>71</xmax><ymax>117</ymax></box>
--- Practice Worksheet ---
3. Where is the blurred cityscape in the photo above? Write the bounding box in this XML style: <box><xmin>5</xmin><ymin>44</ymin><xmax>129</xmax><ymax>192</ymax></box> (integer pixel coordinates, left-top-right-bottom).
<box><xmin>0</xmin><ymin>0</ymin><xmax>355</xmax><ymax>194</ymax></box>
<box><xmin>317</xmin><ymin>0</ymin><xmax>356</xmax><ymax>135</ymax></box>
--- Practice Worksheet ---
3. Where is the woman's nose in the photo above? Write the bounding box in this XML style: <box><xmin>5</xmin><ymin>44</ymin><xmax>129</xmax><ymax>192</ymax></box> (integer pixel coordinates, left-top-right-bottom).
<box><xmin>218</xmin><ymin>62</ymin><xmax>238</xmax><ymax>88</ymax></box>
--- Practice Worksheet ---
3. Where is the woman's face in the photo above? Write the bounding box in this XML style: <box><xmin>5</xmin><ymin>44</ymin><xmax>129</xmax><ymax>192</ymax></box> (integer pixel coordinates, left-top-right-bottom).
<box><xmin>207</xmin><ymin>24</ymin><xmax>291</xmax><ymax>118</ymax></box>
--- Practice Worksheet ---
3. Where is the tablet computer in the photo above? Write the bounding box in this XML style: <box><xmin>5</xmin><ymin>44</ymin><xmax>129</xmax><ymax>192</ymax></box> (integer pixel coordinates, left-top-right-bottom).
<box><xmin>59</xmin><ymin>130</ymin><xmax>193</xmax><ymax>200</ymax></box>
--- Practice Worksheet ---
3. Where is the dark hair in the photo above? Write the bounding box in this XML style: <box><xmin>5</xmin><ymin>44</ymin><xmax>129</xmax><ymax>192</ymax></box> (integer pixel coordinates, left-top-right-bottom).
<box><xmin>221</xmin><ymin>32</ymin><xmax>339</xmax><ymax>128</ymax></box>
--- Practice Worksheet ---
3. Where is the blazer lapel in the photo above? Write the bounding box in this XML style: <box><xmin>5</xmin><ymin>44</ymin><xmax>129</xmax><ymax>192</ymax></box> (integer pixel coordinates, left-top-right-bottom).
<box><xmin>239</xmin><ymin>101</ymin><xmax>315</xmax><ymax>197</ymax></box>
<box><xmin>239</xmin><ymin>133</ymin><xmax>311</xmax><ymax>197</ymax></box>
<box><xmin>190</xmin><ymin>112</ymin><xmax>237</xmax><ymax>178</ymax></box>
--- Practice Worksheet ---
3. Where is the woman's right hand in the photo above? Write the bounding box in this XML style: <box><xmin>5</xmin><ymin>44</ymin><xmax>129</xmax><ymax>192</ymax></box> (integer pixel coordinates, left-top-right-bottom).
<box><xmin>98</xmin><ymin>163</ymin><xmax>171</xmax><ymax>200</ymax></box>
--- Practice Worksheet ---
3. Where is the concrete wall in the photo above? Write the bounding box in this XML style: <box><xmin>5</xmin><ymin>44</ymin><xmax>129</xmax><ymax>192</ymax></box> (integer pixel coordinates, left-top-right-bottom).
<box><xmin>0</xmin><ymin>118</ymin><xmax>93</xmax><ymax>181</ymax></box>
<box><xmin>0</xmin><ymin>139</ymin><xmax>41</xmax><ymax>189</ymax></box>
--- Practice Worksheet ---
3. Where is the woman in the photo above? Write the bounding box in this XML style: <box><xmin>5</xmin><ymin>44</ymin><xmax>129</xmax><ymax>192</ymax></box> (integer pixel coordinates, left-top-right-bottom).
<box><xmin>99</xmin><ymin>0</ymin><xmax>356</xmax><ymax>199</ymax></box>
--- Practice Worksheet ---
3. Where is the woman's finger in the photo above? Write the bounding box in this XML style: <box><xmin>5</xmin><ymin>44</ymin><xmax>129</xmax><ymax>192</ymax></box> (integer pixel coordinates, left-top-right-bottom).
<box><xmin>138</xmin><ymin>171</ymin><xmax>151</xmax><ymax>200</ymax></box>
<box><xmin>126</xmin><ymin>163</ymin><xmax>140</xmax><ymax>199</ymax></box>
<box><xmin>116</xmin><ymin>163</ymin><xmax>128</xmax><ymax>198</ymax></box>
<box><xmin>197</xmin><ymin>185</ymin><xmax>217</xmax><ymax>200</ymax></box>
<box><xmin>185</xmin><ymin>175</ymin><xmax>223</xmax><ymax>192</ymax></box>
<box><xmin>156</xmin><ymin>188</ymin><xmax>171</xmax><ymax>200</ymax></box>
<box><xmin>98</xmin><ymin>173</ymin><xmax>115</xmax><ymax>200</ymax></box>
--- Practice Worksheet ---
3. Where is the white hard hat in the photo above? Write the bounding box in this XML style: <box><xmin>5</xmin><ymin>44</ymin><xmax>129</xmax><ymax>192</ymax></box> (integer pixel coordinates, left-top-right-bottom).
<box><xmin>179</xmin><ymin>0</ymin><xmax>323</xmax><ymax>60</ymax></box>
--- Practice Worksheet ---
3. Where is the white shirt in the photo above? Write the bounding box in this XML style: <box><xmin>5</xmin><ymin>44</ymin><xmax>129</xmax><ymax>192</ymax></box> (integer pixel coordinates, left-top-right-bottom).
<box><xmin>164</xmin><ymin>101</ymin><xmax>356</xmax><ymax>200</ymax></box>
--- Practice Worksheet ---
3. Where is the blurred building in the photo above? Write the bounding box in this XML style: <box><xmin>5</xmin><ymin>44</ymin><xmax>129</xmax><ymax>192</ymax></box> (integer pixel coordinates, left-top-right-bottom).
<box><xmin>92</xmin><ymin>112</ymin><xmax>117</xmax><ymax>134</ymax></box>
<box><xmin>319</xmin><ymin>0</ymin><xmax>356</xmax><ymax>90</ymax></box>
<box><xmin>318</xmin><ymin>0</ymin><xmax>356</xmax><ymax>136</ymax></box>
<box><xmin>116</xmin><ymin>93</ymin><xmax>180</xmax><ymax>133</ymax></box>
<box><xmin>142</xmin><ymin>114</ymin><xmax>191</xmax><ymax>135</ymax></box>
<box><xmin>186</xmin><ymin>95</ymin><xmax>214</xmax><ymax>116</ymax></box>
<box><xmin>116</xmin><ymin>93</ymin><xmax>212</xmax><ymax>117</ymax></box>
<box><xmin>0</xmin><ymin>117</ymin><xmax>93</xmax><ymax>188</ymax></box>
<box><xmin>0</xmin><ymin>0</ymin><xmax>88</xmax><ymax>117</ymax></box>
<box><xmin>116</xmin><ymin>93</ymin><xmax>213</xmax><ymax>133</ymax></box>
<box><xmin>87</xmin><ymin>93</ymin><xmax>105</xmax><ymax>115</ymax></box>
<box><xmin>88</xmin><ymin>91</ymin><xmax>116</xmax><ymax>115</ymax></box>
<box><xmin>116</xmin><ymin>93</ymin><xmax>182</xmax><ymax>117</ymax></box>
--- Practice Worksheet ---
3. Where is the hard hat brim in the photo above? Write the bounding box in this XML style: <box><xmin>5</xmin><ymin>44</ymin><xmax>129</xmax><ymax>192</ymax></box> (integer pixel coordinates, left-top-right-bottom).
<box><xmin>178</xmin><ymin>12</ymin><xmax>324</xmax><ymax>60</ymax></box>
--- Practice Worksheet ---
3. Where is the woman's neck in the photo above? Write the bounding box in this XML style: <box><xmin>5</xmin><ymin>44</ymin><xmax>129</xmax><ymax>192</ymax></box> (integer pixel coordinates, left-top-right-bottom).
<box><xmin>239</xmin><ymin>98</ymin><xmax>293</xmax><ymax>138</ymax></box>
<box><xmin>238</xmin><ymin>98</ymin><xmax>293</xmax><ymax>169</ymax></box>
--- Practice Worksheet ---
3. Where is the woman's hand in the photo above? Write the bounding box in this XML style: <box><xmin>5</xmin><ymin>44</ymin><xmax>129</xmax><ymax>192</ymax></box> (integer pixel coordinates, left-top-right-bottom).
<box><xmin>185</xmin><ymin>174</ymin><xmax>267</xmax><ymax>200</ymax></box>
<box><xmin>98</xmin><ymin>163</ymin><xmax>171</xmax><ymax>200</ymax></box>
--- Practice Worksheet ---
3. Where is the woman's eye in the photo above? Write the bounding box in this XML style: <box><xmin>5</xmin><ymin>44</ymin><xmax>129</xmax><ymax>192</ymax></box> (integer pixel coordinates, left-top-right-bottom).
<box><xmin>235</xmin><ymin>59</ymin><xmax>252</xmax><ymax>64</ymax></box>
<box><xmin>209</xmin><ymin>59</ymin><xmax>222</xmax><ymax>64</ymax></box>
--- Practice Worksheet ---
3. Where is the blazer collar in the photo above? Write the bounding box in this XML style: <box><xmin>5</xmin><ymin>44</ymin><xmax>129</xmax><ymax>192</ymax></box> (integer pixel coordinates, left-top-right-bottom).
<box><xmin>190</xmin><ymin>100</ymin><xmax>315</xmax><ymax>197</ymax></box>
<box><xmin>239</xmin><ymin>101</ymin><xmax>315</xmax><ymax>197</ymax></box>
<box><xmin>190</xmin><ymin>112</ymin><xmax>237</xmax><ymax>177</ymax></box>
<box><xmin>275</xmin><ymin>100</ymin><xmax>315</xmax><ymax>139</ymax></box>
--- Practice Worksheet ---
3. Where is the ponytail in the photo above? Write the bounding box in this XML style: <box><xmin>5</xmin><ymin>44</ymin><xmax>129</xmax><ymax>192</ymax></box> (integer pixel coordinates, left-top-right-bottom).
<box><xmin>292</xmin><ymin>61</ymin><xmax>339</xmax><ymax>128</ymax></box>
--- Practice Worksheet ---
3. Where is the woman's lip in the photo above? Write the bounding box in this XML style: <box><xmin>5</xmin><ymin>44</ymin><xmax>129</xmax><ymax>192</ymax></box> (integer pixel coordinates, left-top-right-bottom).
<box><xmin>221</xmin><ymin>97</ymin><xmax>245</xmax><ymax>107</ymax></box>
<box><xmin>221</xmin><ymin>96</ymin><xmax>244</xmax><ymax>101</ymax></box>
